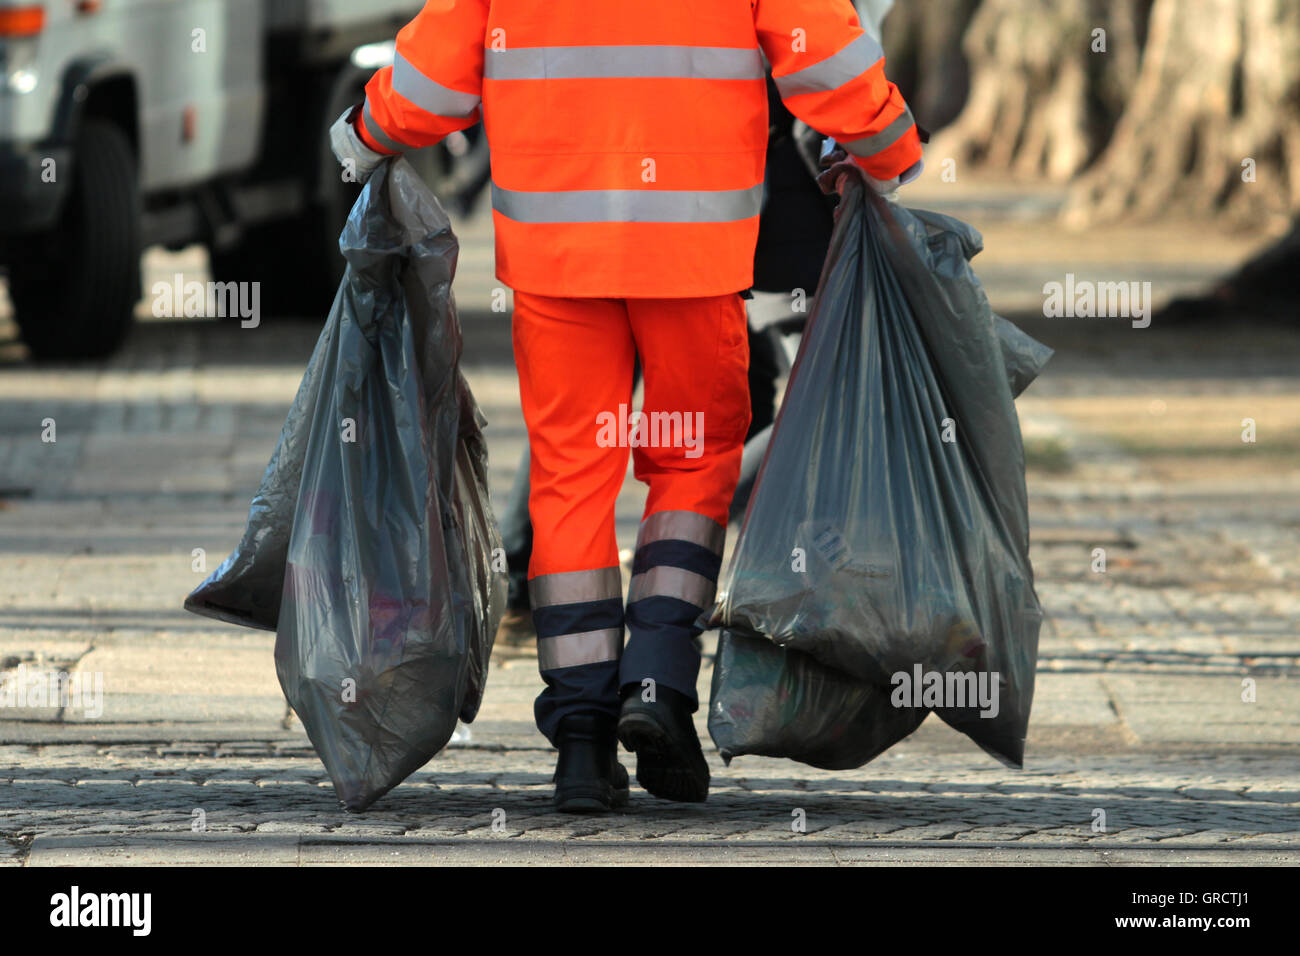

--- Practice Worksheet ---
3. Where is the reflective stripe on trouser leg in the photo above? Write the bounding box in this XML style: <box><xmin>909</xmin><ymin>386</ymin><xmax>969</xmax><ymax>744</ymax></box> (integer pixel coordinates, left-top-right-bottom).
<box><xmin>619</xmin><ymin>511</ymin><xmax>725</xmax><ymax>709</ymax></box>
<box><xmin>616</xmin><ymin>294</ymin><xmax>748</xmax><ymax>707</ymax></box>
<box><xmin>531</xmin><ymin>567</ymin><xmax>625</xmax><ymax>744</ymax></box>
<box><xmin>512</xmin><ymin>292</ymin><xmax>635</xmax><ymax>742</ymax></box>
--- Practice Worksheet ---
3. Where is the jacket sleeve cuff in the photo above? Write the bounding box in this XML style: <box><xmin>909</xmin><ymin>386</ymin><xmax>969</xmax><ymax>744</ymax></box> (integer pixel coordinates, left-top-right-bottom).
<box><xmin>850</xmin><ymin>124</ymin><xmax>923</xmax><ymax>181</ymax></box>
<box><xmin>355</xmin><ymin>109</ymin><xmax>399</xmax><ymax>156</ymax></box>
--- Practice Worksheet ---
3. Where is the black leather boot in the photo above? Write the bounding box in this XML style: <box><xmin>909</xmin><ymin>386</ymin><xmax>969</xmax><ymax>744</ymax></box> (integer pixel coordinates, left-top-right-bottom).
<box><xmin>617</xmin><ymin>686</ymin><xmax>709</xmax><ymax>803</ymax></box>
<box><xmin>553</xmin><ymin>713</ymin><xmax>630</xmax><ymax>813</ymax></box>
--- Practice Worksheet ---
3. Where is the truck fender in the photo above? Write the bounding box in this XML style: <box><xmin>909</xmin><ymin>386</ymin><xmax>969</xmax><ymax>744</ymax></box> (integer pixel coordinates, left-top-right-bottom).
<box><xmin>50</xmin><ymin>55</ymin><xmax>139</xmax><ymax>150</ymax></box>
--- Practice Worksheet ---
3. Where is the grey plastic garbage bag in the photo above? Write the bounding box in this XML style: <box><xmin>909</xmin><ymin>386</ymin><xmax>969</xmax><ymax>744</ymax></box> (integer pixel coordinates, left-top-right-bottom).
<box><xmin>184</xmin><ymin>157</ymin><xmax>506</xmax><ymax>810</ymax></box>
<box><xmin>707</xmin><ymin>170</ymin><xmax>1050</xmax><ymax>769</ymax></box>
<box><xmin>710</xmin><ymin>628</ymin><xmax>927</xmax><ymax>770</ymax></box>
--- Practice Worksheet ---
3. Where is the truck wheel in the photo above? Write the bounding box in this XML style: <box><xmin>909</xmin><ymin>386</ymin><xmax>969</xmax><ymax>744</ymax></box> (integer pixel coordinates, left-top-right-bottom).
<box><xmin>208</xmin><ymin>220</ymin><xmax>312</xmax><ymax>319</ymax></box>
<box><xmin>208</xmin><ymin>198</ymin><xmax>358</xmax><ymax>320</ymax></box>
<box><xmin>273</xmin><ymin>71</ymin><xmax>370</xmax><ymax>318</ymax></box>
<box><xmin>11</xmin><ymin>120</ymin><xmax>141</xmax><ymax>359</ymax></box>
<box><xmin>207</xmin><ymin>79</ymin><xmax>363</xmax><ymax>321</ymax></box>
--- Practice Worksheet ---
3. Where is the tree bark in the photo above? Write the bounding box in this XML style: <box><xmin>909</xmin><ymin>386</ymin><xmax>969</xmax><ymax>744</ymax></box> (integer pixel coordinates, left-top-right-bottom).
<box><xmin>1063</xmin><ymin>0</ymin><xmax>1300</xmax><ymax>228</ymax></box>
<box><xmin>926</xmin><ymin>0</ymin><xmax>1151</xmax><ymax>182</ymax></box>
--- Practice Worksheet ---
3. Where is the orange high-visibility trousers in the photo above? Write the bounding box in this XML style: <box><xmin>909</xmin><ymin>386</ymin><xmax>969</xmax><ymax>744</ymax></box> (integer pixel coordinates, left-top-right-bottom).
<box><xmin>512</xmin><ymin>291</ymin><xmax>750</xmax><ymax>740</ymax></box>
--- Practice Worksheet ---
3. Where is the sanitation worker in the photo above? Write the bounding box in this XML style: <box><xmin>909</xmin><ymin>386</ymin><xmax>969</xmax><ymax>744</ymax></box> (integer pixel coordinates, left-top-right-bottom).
<box><xmin>331</xmin><ymin>0</ymin><xmax>923</xmax><ymax>813</ymax></box>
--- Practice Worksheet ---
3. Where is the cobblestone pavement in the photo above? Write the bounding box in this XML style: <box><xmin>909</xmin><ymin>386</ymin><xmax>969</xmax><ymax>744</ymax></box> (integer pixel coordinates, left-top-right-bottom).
<box><xmin>0</xmin><ymin>196</ymin><xmax>1297</xmax><ymax>865</ymax></box>
<box><xmin>4</xmin><ymin>746</ymin><xmax>1298</xmax><ymax>865</ymax></box>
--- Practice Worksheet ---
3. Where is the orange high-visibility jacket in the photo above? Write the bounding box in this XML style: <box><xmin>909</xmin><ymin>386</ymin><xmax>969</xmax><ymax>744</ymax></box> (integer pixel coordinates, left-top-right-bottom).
<box><xmin>358</xmin><ymin>0</ymin><xmax>922</xmax><ymax>298</ymax></box>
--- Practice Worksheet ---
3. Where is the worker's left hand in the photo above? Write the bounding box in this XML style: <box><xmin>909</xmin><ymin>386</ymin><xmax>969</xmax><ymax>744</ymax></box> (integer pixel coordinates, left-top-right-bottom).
<box><xmin>816</xmin><ymin>140</ymin><xmax>902</xmax><ymax>200</ymax></box>
<box><xmin>817</xmin><ymin>158</ymin><xmax>901</xmax><ymax>201</ymax></box>
<box><xmin>329</xmin><ymin>106</ymin><xmax>386</xmax><ymax>184</ymax></box>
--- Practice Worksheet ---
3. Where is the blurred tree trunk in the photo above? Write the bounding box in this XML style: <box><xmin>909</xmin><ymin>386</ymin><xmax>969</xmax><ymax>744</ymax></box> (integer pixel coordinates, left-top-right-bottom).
<box><xmin>1063</xmin><ymin>0</ymin><xmax>1300</xmax><ymax>228</ymax></box>
<box><xmin>922</xmin><ymin>0</ymin><xmax>1298</xmax><ymax>316</ymax></box>
<box><xmin>925</xmin><ymin>0</ymin><xmax>1151</xmax><ymax>181</ymax></box>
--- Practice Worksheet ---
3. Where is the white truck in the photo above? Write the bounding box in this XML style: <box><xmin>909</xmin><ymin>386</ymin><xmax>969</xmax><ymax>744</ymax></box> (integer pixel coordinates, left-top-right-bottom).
<box><xmin>0</xmin><ymin>0</ymin><xmax>460</xmax><ymax>359</ymax></box>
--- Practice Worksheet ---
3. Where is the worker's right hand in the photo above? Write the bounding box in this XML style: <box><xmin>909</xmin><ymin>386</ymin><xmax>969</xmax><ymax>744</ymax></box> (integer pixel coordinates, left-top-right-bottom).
<box><xmin>329</xmin><ymin>106</ymin><xmax>386</xmax><ymax>184</ymax></box>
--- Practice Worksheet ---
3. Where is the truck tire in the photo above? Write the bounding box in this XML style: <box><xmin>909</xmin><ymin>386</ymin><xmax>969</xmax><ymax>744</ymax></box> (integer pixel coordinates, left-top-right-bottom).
<box><xmin>12</xmin><ymin>120</ymin><xmax>141</xmax><ymax>359</ymax></box>
<box><xmin>208</xmin><ymin>75</ymin><xmax>363</xmax><ymax>320</ymax></box>
<box><xmin>208</xmin><ymin>188</ymin><xmax>359</xmax><ymax>321</ymax></box>
<box><xmin>208</xmin><ymin>218</ymin><xmax>326</xmax><ymax>319</ymax></box>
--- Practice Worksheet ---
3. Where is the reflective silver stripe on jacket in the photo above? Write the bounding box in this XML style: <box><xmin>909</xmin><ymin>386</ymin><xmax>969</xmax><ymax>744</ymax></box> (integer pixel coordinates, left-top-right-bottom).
<box><xmin>627</xmin><ymin>566</ymin><xmax>717</xmax><ymax>610</ymax></box>
<box><xmin>529</xmin><ymin>567</ymin><xmax>623</xmax><ymax>608</ymax></box>
<box><xmin>393</xmin><ymin>52</ymin><xmax>481</xmax><ymax>118</ymax></box>
<box><xmin>538</xmin><ymin>627</ymin><xmax>624</xmax><ymax>671</ymax></box>
<box><xmin>362</xmin><ymin>100</ymin><xmax>409</xmax><ymax>153</ymax></box>
<box><xmin>773</xmin><ymin>32</ymin><xmax>885</xmax><ymax>98</ymax></box>
<box><xmin>841</xmin><ymin>107</ymin><xmax>915</xmax><ymax>158</ymax></box>
<box><xmin>492</xmin><ymin>183</ymin><xmax>763</xmax><ymax>225</ymax></box>
<box><xmin>484</xmin><ymin>44</ymin><xmax>764</xmax><ymax>82</ymax></box>
<box><xmin>636</xmin><ymin>510</ymin><xmax>726</xmax><ymax>556</ymax></box>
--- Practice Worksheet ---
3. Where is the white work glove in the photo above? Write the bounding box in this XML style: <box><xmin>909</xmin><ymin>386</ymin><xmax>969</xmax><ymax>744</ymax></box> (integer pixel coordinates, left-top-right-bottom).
<box><xmin>817</xmin><ymin>138</ymin><xmax>922</xmax><ymax>201</ymax></box>
<box><xmin>329</xmin><ymin>106</ymin><xmax>387</xmax><ymax>184</ymax></box>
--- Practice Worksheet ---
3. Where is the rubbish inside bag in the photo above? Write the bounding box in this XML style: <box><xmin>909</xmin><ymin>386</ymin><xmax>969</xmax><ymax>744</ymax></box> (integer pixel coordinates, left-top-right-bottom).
<box><xmin>184</xmin><ymin>157</ymin><xmax>506</xmax><ymax>811</ymax></box>
<box><xmin>709</xmin><ymin>629</ymin><xmax>926</xmax><ymax>770</ymax></box>
<box><xmin>707</xmin><ymin>168</ymin><xmax>1050</xmax><ymax>770</ymax></box>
